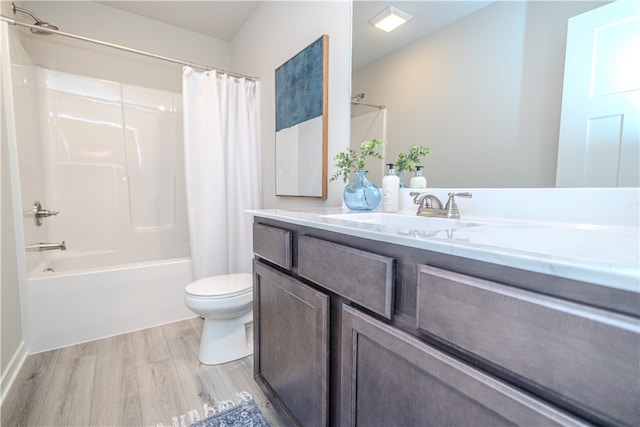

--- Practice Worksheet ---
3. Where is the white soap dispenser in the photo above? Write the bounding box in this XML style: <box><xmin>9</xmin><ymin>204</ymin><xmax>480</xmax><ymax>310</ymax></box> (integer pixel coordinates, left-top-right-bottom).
<box><xmin>382</xmin><ymin>163</ymin><xmax>400</xmax><ymax>212</ymax></box>
<box><xmin>409</xmin><ymin>165</ymin><xmax>427</xmax><ymax>189</ymax></box>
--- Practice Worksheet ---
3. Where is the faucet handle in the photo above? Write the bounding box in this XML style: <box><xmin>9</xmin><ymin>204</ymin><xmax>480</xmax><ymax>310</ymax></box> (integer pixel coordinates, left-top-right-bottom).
<box><xmin>445</xmin><ymin>192</ymin><xmax>472</xmax><ymax>218</ymax></box>
<box><xmin>411</xmin><ymin>192</ymin><xmax>443</xmax><ymax>209</ymax></box>
<box><xmin>448</xmin><ymin>192</ymin><xmax>472</xmax><ymax>200</ymax></box>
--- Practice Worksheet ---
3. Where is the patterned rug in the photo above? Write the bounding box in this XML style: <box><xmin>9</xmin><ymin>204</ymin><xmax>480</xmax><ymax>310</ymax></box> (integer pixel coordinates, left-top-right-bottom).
<box><xmin>158</xmin><ymin>392</ymin><xmax>270</xmax><ymax>427</ymax></box>
<box><xmin>190</xmin><ymin>398</ymin><xmax>270</xmax><ymax>427</ymax></box>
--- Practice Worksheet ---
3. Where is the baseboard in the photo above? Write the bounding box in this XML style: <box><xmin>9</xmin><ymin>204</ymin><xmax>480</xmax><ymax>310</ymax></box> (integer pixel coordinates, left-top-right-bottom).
<box><xmin>0</xmin><ymin>340</ymin><xmax>28</xmax><ymax>406</ymax></box>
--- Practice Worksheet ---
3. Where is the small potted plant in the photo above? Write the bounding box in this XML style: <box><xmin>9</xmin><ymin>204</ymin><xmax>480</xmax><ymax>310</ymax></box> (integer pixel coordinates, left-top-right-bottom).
<box><xmin>394</xmin><ymin>144</ymin><xmax>433</xmax><ymax>187</ymax></box>
<box><xmin>330</xmin><ymin>139</ymin><xmax>386</xmax><ymax>210</ymax></box>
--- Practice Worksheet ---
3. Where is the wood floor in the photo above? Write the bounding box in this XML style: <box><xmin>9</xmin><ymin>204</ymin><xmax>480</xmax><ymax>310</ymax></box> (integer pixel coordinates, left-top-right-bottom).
<box><xmin>1</xmin><ymin>317</ymin><xmax>284</xmax><ymax>426</ymax></box>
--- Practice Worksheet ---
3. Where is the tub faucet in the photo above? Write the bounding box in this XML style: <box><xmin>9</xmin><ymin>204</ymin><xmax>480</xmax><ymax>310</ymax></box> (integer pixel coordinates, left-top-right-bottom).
<box><xmin>411</xmin><ymin>192</ymin><xmax>472</xmax><ymax>219</ymax></box>
<box><xmin>26</xmin><ymin>241</ymin><xmax>66</xmax><ymax>252</ymax></box>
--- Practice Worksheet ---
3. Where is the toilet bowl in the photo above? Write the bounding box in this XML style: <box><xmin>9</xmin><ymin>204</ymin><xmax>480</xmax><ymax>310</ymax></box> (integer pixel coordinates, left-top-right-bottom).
<box><xmin>184</xmin><ymin>273</ymin><xmax>253</xmax><ymax>365</ymax></box>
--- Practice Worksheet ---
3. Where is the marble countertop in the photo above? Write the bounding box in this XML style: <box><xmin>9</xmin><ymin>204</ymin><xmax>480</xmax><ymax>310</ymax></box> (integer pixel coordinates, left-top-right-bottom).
<box><xmin>247</xmin><ymin>206</ymin><xmax>640</xmax><ymax>293</ymax></box>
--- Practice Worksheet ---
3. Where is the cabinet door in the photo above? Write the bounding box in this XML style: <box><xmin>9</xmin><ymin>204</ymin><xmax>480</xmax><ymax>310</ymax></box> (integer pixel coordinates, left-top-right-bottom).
<box><xmin>340</xmin><ymin>305</ymin><xmax>587</xmax><ymax>427</ymax></box>
<box><xmin>253</xmin><ymin>260</ymin><xmax>329</xmax><ymax>427</ymax></box>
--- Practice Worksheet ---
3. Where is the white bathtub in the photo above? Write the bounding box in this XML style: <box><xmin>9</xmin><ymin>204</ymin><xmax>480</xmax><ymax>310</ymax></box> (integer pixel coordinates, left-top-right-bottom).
<box><xmin>27</xmin><ymin>253</ymin><xmax>195</xmax><ymax>353</ymax></box>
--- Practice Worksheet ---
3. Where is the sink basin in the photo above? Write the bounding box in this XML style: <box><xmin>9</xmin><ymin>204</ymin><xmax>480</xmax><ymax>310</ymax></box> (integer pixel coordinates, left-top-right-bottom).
<box><xmin>321</xmin><ymin>212</ymin><xmax>480</xmax><ymax>232</ymax></box>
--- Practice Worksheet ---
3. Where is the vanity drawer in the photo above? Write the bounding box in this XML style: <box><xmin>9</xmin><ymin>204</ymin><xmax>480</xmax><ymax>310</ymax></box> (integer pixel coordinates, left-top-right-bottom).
<box><xmin>253</xmin><ymin>223</ymin><xmax>292</xmax><ymax>270</ymax></box>
<box><xmin>416</xmin><ymin>264</ymin><xmax>640</xmax><ymax>427</ymax></box>
<box><xmin>298</xmin><ymin>235</ymin><xmax>395</xmax><ymax>319</ymax></box>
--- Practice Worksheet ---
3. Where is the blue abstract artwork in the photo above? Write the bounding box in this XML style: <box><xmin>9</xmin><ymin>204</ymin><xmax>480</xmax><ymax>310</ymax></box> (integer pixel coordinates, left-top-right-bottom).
<box><xmin>275</xmin><ymin>35</ymin><xmax>328</xmax><ymax>199</ymax></box>
<box><xmin>276</xmin><ymin>36</ymin><xmax>326</xmax><ymax>132</ymax></box>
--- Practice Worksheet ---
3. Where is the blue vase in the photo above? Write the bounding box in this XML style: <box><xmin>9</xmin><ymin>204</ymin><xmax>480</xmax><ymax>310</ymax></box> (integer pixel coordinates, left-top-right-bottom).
<box><xmin>396</xmin><ymin>171</ymin><xmax>406</xmax><ymax>188</ymax></box>
<box><xmin>343</xmin><ymin>170</ymin><xmax>381</xmax><ymax>211</ymax></box>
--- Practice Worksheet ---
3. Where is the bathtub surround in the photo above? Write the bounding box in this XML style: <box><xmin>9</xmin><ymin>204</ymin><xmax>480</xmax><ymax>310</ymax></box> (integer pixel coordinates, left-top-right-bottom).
<box><xmin>183</xmin><ymin>68</ymin><xmax>261</xmax><ymax>279</ymax></box>
<box><xmin>36</xmin><ymin>67</ymin><xmax>189</xmax><ymax>261</ymax></box>
<box><xmin>7</xmin><ymin>63</ymin><xmax>194</xmax><ymax>353</ymax></box>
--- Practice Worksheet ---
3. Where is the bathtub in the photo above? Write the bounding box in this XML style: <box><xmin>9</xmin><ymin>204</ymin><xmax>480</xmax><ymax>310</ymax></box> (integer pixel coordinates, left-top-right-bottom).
<box><xmin>27</xmin><ymin>252</ymin><xmax>195</xmax><ymax>353</ymax></box>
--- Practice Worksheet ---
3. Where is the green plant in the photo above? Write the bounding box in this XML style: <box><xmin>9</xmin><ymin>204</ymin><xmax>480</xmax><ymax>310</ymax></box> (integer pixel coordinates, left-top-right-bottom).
<box><xmin>330</xmin><ymin>139</ymin><xmax>386</xmax><ymax>184</ymax></box>
<box><xmin>394</xmin><ymin>144</ymin><xmax>433</xmax><ymax>173</ymax></box>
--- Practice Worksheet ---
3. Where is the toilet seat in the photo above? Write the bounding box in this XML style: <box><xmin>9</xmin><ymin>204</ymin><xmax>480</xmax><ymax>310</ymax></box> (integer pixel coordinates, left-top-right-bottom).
<box><xmin>185</xmin><ymin>273</ymin><xmax>252</xmax><ymax>299</ymax></box>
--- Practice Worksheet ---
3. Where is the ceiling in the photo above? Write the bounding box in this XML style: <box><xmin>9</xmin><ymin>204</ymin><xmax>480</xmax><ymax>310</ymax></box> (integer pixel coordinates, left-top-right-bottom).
<box><xmin>352</xmin><ymin>1</ymin><xmax>494</xmax><ymax>70</ymax></box>
<box><xmin>98</xmin><ymin>1</ymin><xmax>493</xmax><ymax>70</ymax></box>
<box><xmin>97</xmin><ymin>1</ymin><xmax>261</xmax><ymax>41</ymax></box>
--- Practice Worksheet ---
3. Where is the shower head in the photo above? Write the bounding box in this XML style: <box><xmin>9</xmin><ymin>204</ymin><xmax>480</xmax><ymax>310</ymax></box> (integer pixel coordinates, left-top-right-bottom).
<box><xmin>12</xmin><ymin>3</ymin><xmax>59</xmax><ymax>35</ymax></box>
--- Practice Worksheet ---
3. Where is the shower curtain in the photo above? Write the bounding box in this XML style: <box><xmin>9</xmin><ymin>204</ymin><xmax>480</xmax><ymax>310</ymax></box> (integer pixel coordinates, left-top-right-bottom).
<box><xmin>183</xmin><ymin>67</ymin><xmax>261</xmax><ymax>280</ymax></box>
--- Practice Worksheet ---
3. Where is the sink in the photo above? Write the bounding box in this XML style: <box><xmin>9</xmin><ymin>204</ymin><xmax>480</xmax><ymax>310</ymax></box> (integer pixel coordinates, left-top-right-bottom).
<box><xmin>321</xmin><ymin>212</ymin><xmax>480</xmax><ymax>232</ymax></box>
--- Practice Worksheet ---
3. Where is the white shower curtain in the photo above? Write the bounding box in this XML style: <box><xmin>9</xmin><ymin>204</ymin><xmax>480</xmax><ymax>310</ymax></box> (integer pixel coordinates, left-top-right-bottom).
<box><xmin>182</xmin><ymin>67</ymin><xmax>261</xmax><ymax>280</ymax></box>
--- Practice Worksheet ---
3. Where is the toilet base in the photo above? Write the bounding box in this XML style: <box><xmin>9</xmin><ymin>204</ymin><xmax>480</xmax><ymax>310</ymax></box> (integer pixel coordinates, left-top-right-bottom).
<box><xmin>198</xmin><ymin>311</ymin><xmax>253</xmax><ymax>365</ymax></box>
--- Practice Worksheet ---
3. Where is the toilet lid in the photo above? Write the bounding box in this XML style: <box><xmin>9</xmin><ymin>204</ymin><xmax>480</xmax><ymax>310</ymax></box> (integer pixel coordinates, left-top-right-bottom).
<box><xmin>186</xmin><ymin>273</ymin><xmax>252</xmax><ymax>298</ymax></box>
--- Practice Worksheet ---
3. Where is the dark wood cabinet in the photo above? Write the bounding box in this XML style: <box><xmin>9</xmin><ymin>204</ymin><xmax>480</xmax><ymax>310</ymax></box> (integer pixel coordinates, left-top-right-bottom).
<box><xmin>252</xmin><ymin>218</ymin><xmax>639</xmax><ymax>427</ymax></box>
<box><xmin>253</xmin><ymin>260</ymin><xmax>329</xmax><ymax>426</ymax></box>
<box><xmin>416</xmin><ymin>264</ymin><xmax>640</xmax><ymax>426</ymax></box>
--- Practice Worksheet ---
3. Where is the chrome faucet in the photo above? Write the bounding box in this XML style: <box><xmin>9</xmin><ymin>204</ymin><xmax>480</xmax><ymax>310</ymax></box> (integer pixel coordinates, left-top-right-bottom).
<box><xmin>411</xmin><ymin>192</ymin><xmax>472</xmax><ymax>219</ymax></box>
<box><xmin>25</xmin><ymin>241</ymin><xmax>66</xmax><ymax>252</ymax></box>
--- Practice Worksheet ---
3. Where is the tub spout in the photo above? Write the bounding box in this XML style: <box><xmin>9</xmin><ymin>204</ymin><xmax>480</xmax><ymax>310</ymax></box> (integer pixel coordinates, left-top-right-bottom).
<box><xmin>26</xmin><ymin>241</ymin><xmax>66</xmax><ymax>252</ymax></box>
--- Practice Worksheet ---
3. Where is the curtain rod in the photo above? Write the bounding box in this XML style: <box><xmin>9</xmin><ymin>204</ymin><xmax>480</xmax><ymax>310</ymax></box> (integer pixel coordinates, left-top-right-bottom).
<box><xmin>351</xmin><ymin>100</ymin><xmax>385</xmax><ymax>110</ymax></box>
<box><xmin>0</xmin><ymin>15</ymin><xmax>259</xmax><ymax>81</ymax></box>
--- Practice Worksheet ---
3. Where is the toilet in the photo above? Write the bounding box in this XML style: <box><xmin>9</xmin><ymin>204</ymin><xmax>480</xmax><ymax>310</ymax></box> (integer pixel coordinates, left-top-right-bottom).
<box><xmin>184</xmin><ymin>273</ymin><xmax>253</xmax><ymax>365</ymax></box>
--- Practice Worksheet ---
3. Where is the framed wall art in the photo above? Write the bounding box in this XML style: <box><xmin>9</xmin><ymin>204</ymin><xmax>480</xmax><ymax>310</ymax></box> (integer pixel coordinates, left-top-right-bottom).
<box><xmin>275</xmin><ymin>35</ymin><xmax>328</xmax><ymax>198</ymax></box>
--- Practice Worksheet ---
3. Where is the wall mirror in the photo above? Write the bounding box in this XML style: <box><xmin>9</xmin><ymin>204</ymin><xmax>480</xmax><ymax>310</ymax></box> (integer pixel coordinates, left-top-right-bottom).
<box><xmin>276</xmin><ymin>35</ymin><xmax>329</xmax><ymax>198</ymax></box>
<box><xmin>351</xmin><ymin>1</ymin><xmax>639</xmax><ymax>188</ymax></box>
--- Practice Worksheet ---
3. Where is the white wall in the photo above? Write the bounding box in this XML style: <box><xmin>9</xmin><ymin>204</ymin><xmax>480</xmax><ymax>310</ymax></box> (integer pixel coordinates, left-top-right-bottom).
<box><xmin>232</xmin><ymin>1</ymin><xmax>352</xmax><ymax>209</ymax></box>
<box><xmin>353</xmin><ymin>1</ymin><xmax>605</xmax><ymax>188</ymax></box>
<box><xmin>1</xmin><ymin>5</ymin><xmax>27</xmax><ymax>401</ymax></box>
<box><xmin>1</xmin><ymin>96</ymin><xmax>26</xmax><ymax>397</ymax></box>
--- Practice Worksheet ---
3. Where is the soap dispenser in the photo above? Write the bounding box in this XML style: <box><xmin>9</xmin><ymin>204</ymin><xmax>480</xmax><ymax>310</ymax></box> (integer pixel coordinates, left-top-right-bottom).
<box><xmin>409</xmin><ymin>166</ymin><xmax>427</xmax><ymax>189</ymax></box>
<box><xmin>382</xmin><ymin>163</ymin><xmax>400</xmax><ymax>212</ymax></box>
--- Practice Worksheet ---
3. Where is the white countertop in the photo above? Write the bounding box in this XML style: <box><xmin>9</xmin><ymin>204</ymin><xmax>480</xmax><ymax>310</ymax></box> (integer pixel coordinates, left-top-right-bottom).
<box><xmin>247</xmin><ymin>199</ymin><xmax>640</xmax><ymax>293</ymax></box>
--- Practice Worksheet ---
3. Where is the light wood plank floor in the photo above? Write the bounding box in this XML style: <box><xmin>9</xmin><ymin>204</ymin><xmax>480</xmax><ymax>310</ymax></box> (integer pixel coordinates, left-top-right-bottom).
<box><xmin>1</xmin><ymin>318</ymin><xmax>284</xmax><ymax>426</ymax></box>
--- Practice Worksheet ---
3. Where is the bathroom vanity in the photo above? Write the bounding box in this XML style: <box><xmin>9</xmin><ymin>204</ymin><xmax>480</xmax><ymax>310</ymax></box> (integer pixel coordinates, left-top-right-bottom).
<box><xmin>249</xmin><ymin>189</ymin><xmax>640</xmax><ymax>427</ymax></box>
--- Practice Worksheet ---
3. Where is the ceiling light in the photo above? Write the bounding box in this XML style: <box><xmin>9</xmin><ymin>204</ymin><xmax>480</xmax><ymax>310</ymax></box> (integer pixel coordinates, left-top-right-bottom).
<box><xmin>369</xmin><ymin>6</ymin><xmax>412</xmax><ymax>33</ymax></box>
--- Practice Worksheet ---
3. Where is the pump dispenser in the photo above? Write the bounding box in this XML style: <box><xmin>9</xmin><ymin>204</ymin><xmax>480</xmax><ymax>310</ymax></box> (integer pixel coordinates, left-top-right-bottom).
<box><xmin>381</xmin><ymin>163</ymin><xmax>400</xmax><ymax>212</ymax></box>
<box><xmin>409</xmin><ymin>166</ymin><xmax>427</xmax><ymax>189</ymax></box>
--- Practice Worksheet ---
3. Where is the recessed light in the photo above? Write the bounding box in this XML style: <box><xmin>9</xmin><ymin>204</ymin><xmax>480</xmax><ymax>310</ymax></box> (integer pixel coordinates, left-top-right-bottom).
<box><xmin>369</xmin><ymin>6</ymin><xmax>412</xmax><ymax>33</ymax></box>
